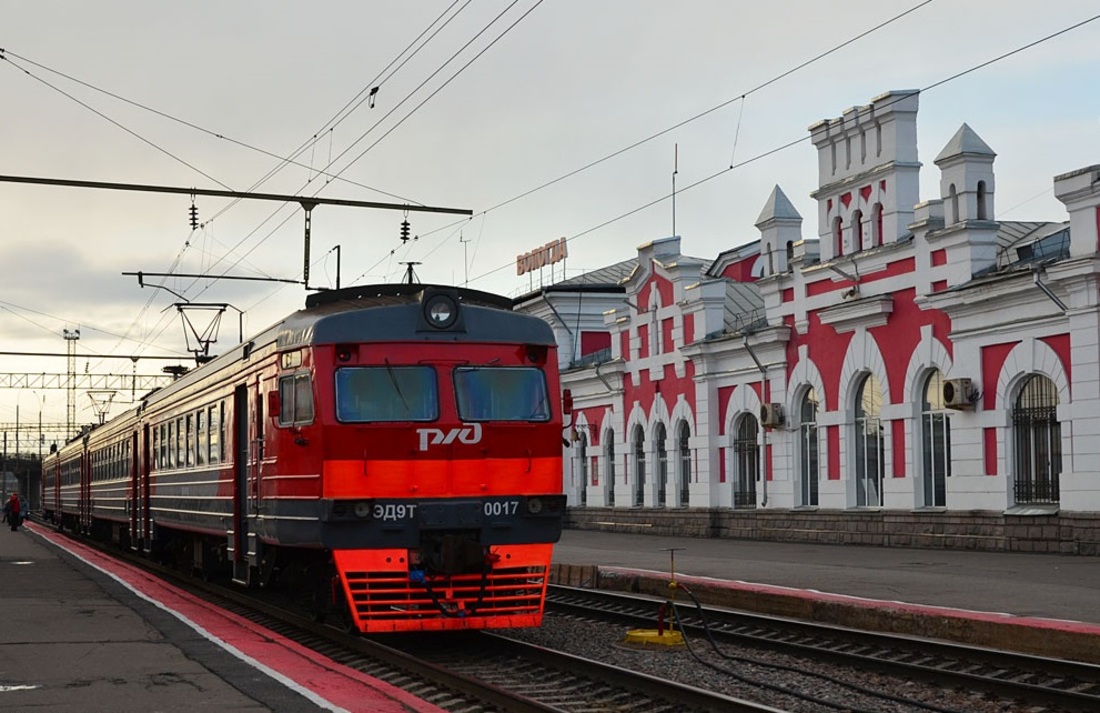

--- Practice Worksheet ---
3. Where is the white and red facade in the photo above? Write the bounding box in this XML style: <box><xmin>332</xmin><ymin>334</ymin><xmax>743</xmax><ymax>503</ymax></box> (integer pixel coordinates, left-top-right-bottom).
<box><xmin>516</xmin><ymin>90</ymin><xmax>1100</xmax><ymax>553</ymax></box>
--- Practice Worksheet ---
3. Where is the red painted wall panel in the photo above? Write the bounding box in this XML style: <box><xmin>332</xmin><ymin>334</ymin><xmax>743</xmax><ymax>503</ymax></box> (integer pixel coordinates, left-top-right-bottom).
<box><xmin>716</xmin><ymin>384</ymin><xmax>736</xmax><ymax>436</ymax></box>
<box><xmin>892</xmin><ymin>423</ymin><xmax>905</xmax><ymax>477</ymax></box>
<box><xmin>580</xmin><ymin>331</ymin><xmax>611</xmax><ymax>356</ymax></box>
<box><xmin>720</xmin><ymin>255</ymin><xmax>761</xmax><ymax>283</ymax></box>
<box><xmin>1039</xmin><ymin>333</ymin><xmax>1072</xmax><ymax>386</ymax></box>
<box><xmin>786</xmin><ymin>312</ymin><xmax>854</xmax><ymax>411</ymax></box>
<box><xmin>981</xmin><ymin>342</ymin><xmax>1019</xmax><ymax>410</ymax></box>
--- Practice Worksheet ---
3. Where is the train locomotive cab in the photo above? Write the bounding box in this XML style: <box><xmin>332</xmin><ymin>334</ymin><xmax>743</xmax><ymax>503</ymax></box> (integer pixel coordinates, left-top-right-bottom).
<box><xmin>266</xmin><ymin>285</ymin><xmax>566</xmax><ymax>633</ymax></box>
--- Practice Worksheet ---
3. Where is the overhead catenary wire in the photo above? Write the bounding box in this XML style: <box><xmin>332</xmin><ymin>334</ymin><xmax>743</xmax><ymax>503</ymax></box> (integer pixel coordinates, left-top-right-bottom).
<box><xmin>311</xmin><ymin>0</ymin><xmax>544</xmax><ymax>186</ymax></box>
<box><xmin>463</xmin><ymin>11</ymin><xmax>1100</xmax><ymax>287</ymax></box>
<box><xmin>164</xmin><ymin>0</ymin><xmax>543</xmax><ymax>308</ymax></box>
<box><xmin>403</xmin><ymin>0</ymin><xmax>939</xmax><ymax>268</ymax></box>
<box><xmin>0</xmin><ymin>4</ymin><xmax>522</xmax><ymax>422</ymax></box>
<box><xmin>0</xmin><ymin>1</ymin><xmax>476</xmax><ymax>350</ymax></box>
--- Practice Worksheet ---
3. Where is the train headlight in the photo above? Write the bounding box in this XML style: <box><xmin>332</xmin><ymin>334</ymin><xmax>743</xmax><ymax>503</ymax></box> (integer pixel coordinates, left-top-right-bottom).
<box><xmin>525</xmin><ymin>495</ymin><xmax>566</xmax><ymax>517</ymax></box>
<box><xmin>353</xmin><ymin>501</ymin><xmax>373</xmax><ymax>519</ymax></box>
<box><xmin>423</xmin><ymin>293</ymin><xmax>458</xmax><ymax>329</ymax></box>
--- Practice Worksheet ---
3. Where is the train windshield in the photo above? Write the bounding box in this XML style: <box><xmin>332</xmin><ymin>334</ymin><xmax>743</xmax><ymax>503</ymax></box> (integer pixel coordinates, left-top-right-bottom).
<box><xmin>335</xmin><ymin>366</ymin><xmax>438</xmax><ymax>422</ymax></box>
<box><xmin>454</xmin><ymin>366</ymin><xmax>550</xmax><ymax>422</ymax></box>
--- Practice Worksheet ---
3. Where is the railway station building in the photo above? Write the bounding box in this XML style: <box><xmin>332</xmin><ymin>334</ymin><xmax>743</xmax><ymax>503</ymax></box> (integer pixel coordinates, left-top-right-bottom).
<box><xmin>515</xmin><ymin>89</ymin><xmax>1100</xmax><ymax>555</ymax></box>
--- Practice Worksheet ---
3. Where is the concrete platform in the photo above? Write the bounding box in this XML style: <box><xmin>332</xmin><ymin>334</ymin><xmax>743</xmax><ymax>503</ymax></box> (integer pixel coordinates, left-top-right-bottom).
<box><xmin>0</xmin><ymin>521</ymin><xmax>444</xmax><ymax>713</ymax></box>
<box><xmin>550</xmin><ymin>528</ymin><xmax>1100</xmax><ymax>663</ymax></box>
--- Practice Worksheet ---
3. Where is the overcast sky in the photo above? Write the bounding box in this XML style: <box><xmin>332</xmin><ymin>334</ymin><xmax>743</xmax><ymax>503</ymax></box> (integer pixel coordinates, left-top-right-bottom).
<box><xmin>2</xmin><ymin>0</ymin><xmax>1098</xmax><ymax>430</ymax></box>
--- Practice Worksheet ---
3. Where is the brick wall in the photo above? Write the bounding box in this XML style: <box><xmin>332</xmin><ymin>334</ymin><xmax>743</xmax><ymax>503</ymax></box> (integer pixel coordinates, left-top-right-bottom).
<box><xmin>565</xmin><ymin>508</ymin><xmax>1100</xmax><ymax>556</ymax></box>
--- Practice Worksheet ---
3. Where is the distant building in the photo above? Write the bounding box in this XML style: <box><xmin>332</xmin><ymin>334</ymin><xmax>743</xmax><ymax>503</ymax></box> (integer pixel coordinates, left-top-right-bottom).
<box><xmin>516</xmin><ymin>90</ymin><xmax>1100</xmax><ymax>554</ymax></box>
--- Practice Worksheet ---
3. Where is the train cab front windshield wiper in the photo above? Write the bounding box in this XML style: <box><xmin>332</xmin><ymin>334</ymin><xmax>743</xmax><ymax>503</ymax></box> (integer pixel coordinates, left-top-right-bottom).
<box><xmin>384</xmin><ymin>358</ymin><xmax>411</xmax><ymax>416</ymax></box>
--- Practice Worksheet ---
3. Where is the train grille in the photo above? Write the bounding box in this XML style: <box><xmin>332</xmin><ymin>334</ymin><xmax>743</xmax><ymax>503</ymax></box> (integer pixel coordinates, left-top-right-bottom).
<box><xmin>344</xmin><ymin>566</ymin><xmax>547</xmax><ymax>619</ymax></box>
<box><xmin>332</xmin><ymin>545</ymin><xmax>553</xmax><ymax>632</ymax></box>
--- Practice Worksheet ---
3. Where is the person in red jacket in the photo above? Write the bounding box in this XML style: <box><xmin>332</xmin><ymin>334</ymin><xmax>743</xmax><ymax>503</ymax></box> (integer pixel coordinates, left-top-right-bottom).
<box><xmin>4</xmin><ymin>493</ymin><xmax>22</xmax><ymax>531</ymax></box>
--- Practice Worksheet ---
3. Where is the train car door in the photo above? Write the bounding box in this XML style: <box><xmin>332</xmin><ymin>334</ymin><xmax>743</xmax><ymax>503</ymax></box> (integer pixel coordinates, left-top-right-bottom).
<box><xmin>80</xmin><ymin>441</ymin><xmax>91</xmax><ymax>533</ymax></box>
<box><xmin>135</xmin><ymin>425</ymin><xmax>151</xmax><ymax>551</ymax></box>
<box><xmin>129</xmin><ymin>430</ymin><xmax>140</xmax><ymax>549</ymax></box>
<box><xmin>232</xmin><ymin>384</ymin><xmax>249</xmax><ymax>580</ymax></box>
<box><xmin>252</xmin><ymin>379</ymin><xmax>264</xmax><ymax>513</ymax></box>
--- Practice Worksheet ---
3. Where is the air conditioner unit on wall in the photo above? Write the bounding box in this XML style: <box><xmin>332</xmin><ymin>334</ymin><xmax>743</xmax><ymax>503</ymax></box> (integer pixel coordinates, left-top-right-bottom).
<box><xmin>943</xmin><ymin>378</ymin><xmax>976</xmax><ymax>410</ymax></box>
<box><xmin>760</xmin><ymin>403</ymin><xmax>785</xmax><ymax>427</ymax></box>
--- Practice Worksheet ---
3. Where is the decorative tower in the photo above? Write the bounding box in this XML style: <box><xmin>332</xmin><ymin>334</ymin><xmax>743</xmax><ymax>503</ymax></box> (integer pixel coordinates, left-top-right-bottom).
<box><xmin>934</xmin><ymin>123</ymin><xmax>996</xmax><ymax>225</ymax></box>
<box><xmin>809</xmin><ymin>90</ymin><xmax>921</xmax><ymax>261</ymax></box>
<box><xmin>931</xmin><ymin>123</ymin><xmax>999</xmax><ymax>278</ymax></box>
<box><xmin>755</xmin><ymin>185</ymin><xmax>803</xmax><ymax>277</ymax></box>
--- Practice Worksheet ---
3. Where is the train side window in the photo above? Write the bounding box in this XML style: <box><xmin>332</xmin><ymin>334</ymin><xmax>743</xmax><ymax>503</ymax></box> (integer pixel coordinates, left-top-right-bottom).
<box><xmin>196</xmin><ymin>409</ymin><xmax>207</xmax><ymax>467</ymax></box>
<box><xmin>454</xmin><ymin>367</ymin><xmax>550</xmax><ymax>422</ymax></box>
<box><xmin>278</xmin><ymin>372</ymin><xmax>315</xmax><ymax>426</ymax></box>
<box><xmin>335</xmin><ymin>366</ymin><xmax>438</xmax><ymax>422</ymax></box>
<box><xmin>177</xmin><ymin>418</ymin><xmax>186</xmax><ymax>468</ymax></box>
<box><xmin>186</xmin><ymin>414</ymin><xmax>195</xmax><ymax>468</ymax></box>
<box><xmin>167</xmin><ymin>421</ymin><xmax>175</xmax><ymax>469</ymax></box>
<box><xmin>208</xmin><ymin>404</ymin><xmax>221</xmax><ymax>465</ymax></box>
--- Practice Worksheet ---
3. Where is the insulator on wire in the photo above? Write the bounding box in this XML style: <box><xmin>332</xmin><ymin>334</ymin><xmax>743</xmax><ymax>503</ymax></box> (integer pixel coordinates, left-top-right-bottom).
<box><xmin>400</xmin><ymin>219</ymin><xmax>411</xmax><ymax>243</ymax></box>
<box><xmin>189</xmin><ymin>202</ymin><xmax>199</xmax><ymax>230</ymax></box>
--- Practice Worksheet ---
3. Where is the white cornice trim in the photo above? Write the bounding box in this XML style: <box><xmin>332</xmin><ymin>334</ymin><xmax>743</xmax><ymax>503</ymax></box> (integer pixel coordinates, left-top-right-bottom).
<box><xmin>818</xmin><ymin>295</ymin><xmax>893</xmax><ymax>333</ymax></box>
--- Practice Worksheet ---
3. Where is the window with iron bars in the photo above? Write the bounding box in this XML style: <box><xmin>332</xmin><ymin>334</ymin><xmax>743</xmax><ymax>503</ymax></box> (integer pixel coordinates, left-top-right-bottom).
<box><xmin>654</xmin><ymin>423</ymin><xmax>667</xmax><ymax>508</ymax></box>
<box><xmin>1013</xmin><ymin>374</ymin><xmax>1060</xmax><ymax>504</ymax></box>
<box><xmin>677</xmin><ymin>421</ymin><xmax>691</xmax><ymax>506</ymax></box>
<box><xmin>733</xmin><ymin>415</ymin><xmax>759</xmax><ymax>508</ymax></box>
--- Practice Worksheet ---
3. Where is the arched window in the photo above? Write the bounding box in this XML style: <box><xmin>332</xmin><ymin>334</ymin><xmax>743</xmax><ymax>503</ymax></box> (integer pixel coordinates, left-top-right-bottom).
<box><xmin>921</xmin><ymin>370</ymin><xmax>950</xmax><ymax>508</ymax></box>
<box><xmin>977</xmin><ymin>180</ymin><xmax>988</xmax><ymax>220</ymax></box>
<box><xmin>604</xmin><ymin>429</ymin><xmax>616</xmax><ymax>507</ymax></box>
<box><xmin>875</xmin><ymin>121</ymin><xmax>882</xmax><ymax>156</ymax></box>
<box><xmin>632</xmin><ymin>425</ymin><xmax>646</xmax><ymax>507</ymax></box>
<box><xmin>833</xmin><ymin>216</ymin><xmax>844</xmax><ymax>257</ymax></box>
<box><xmin>872</xmin><ymin>203</ymin><xmax>884</xmax><ymax>246</ymax></box>
<box><xmin>949</xmin><ymin>184</ymin><xmax>959</xmax><ymax>224</ymax></box>
<box><xmin>677</xmin><ymin>421</ymin><xmax>691</xmax><ymax>507</ymax></box>
<box><xmin>854</xmin><ymin>373</ymin><xmax>885</xmax><ymax>507</ymax></box>
<box><xmin>852</xmin><ymin>209</ymin><xmax>864</xmax><ymax>252</ymax></box>
<box><xmin>798</xmin><ymin>388</ymin><xmax>819</xmax><ymax>507</ymax></box>
<box><xmin>785</xmin><ymin>241</ymin><xmax>794</xmax><ymax>270</ymax></box>
<box><xmin>860</xmin><ymin>129</ymin><xmax>867</xmax><ymax>164</ymax></box>
<box><xmin>733</xmin><ymin>414</ymin><xmax>759</xmax><ymax>508</ymax></box>
<box><xmin>576</xmin><ymin>431</ymin><xmax>588</xmax><ymax>507</ymax></box>
<box><xmin>1013</xmin><ymin>375</ymin><xmax>1060</xmax><ymax>505</ymax></box>
<box><xmin>654</xmin><ymin>423</ymin><xmax>668</xmax><ymax>508</ymax></box>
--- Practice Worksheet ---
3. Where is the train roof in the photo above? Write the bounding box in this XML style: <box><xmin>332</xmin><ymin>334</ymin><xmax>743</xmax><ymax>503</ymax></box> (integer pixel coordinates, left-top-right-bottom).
<box><xmin>278</xmin><ymin>283</ymin><xmax>555</xmax><ymax>349</ymax></box>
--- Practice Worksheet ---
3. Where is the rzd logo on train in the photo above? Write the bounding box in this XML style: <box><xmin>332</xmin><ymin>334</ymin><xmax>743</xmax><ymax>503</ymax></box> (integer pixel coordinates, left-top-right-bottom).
<box><xmin>416</xmin><ymin>423</ymin><xmax>483</xmax><ymax>451</ymax></box>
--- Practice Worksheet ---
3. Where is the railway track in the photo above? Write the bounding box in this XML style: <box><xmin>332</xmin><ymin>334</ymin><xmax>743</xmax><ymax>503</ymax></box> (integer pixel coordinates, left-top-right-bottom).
<box><xmin>544</xmin><ymin>584</ymin><xmax>1100</xmax><ymax>712</ymax></box>
<box><xmin>51</xmin><ymin>530</ymin><xmax>779</xmax><ymax>712</ymax></box>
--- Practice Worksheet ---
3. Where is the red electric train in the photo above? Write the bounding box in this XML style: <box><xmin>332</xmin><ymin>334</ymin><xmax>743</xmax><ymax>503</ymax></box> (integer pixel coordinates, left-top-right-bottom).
<box><xmin>41</xmin><ymin>284</ymin><xmax>567</xmax><ymax>633</ymax></box>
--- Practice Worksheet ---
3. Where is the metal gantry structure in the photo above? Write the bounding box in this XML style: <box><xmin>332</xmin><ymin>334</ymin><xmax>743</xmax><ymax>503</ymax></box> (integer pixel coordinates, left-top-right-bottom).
<box><xmin>0</xmin><ymin>172</ymin><xmax>473</xmax><ymax>474</ymax></box>
<box><xmin>63</xmin><ymin>328</ymin><xmax>80</xmax><ymax>435</ymax></box>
